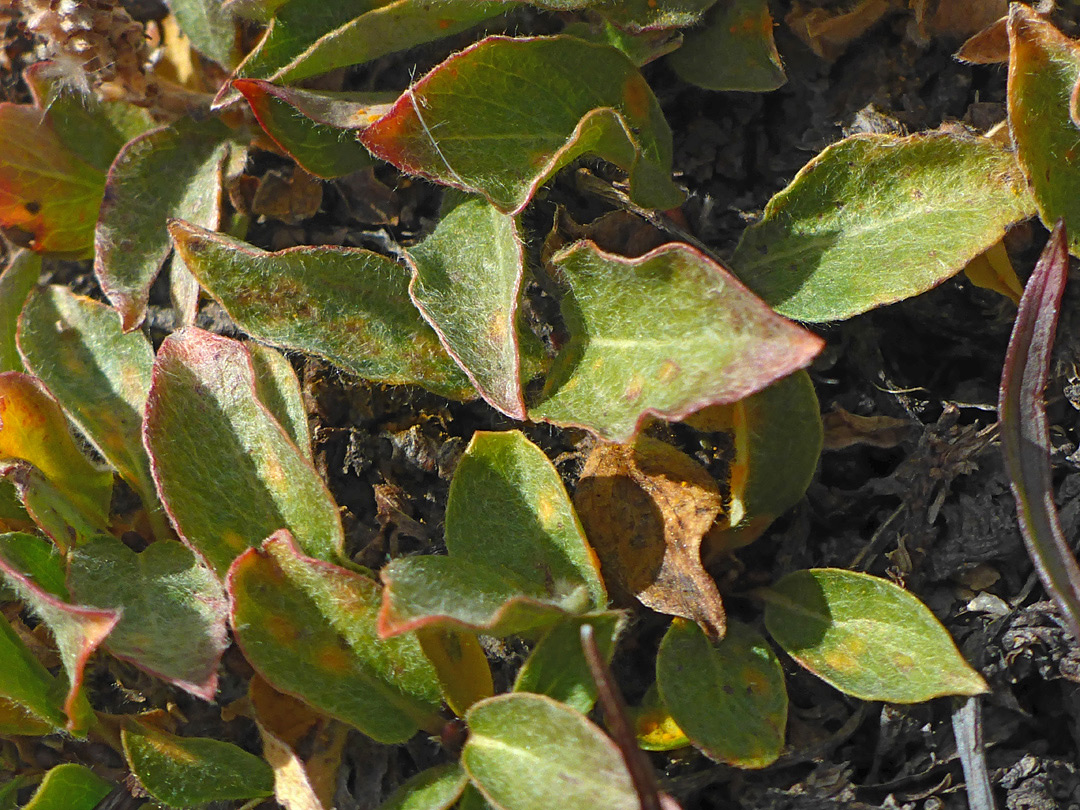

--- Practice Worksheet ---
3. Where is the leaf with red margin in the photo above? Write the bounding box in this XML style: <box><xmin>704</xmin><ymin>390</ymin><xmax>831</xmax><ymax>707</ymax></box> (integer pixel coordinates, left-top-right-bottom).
<box><xmin>227</xmin><ymin>531</ymin><xmax>443</xmax><ymax>742</ymax></box>
<box><xmin>0</xmin><ymin>532</ymin><xmax>117</xmax><ymax>728</ymax></box>
<box><xmin>0</xmin><ymin>461</ymin><xmax>106</xmax><ymax>551</ymax></box>
<box><xmin>233</xmin><ymin>80</ymin><xmax>388</xmax><ymax>179</ymax></box>
<box><xmin>0</xmin><ymin>611</ymin><xmax>73</xmax><ymax>734</ymax></box>
<box><xmin>667</xmin><ymin>0</ymin><xmax>786</xmax><ymax>92</ymax></box>
<box><xmin>379</xmin><ymin>430</ymin><xmax>604</xmax><ymax>638</ymax></box>
<box><xmin>95</xmin><ymin>118</ymin><xmax>234</xmax><ymax>331</ymax></box>
<box><xmin>17</xmin><ymin>286</ymin><xmax>167</xmax><ymax>539</ymax></box>
<box><xmin>216</xmin><ymin>0</ymin><xmax>510</xmax><ymax>107</ymax></box>
<box><xmin>144</xmin><ymin>327</ymin><xmax>344</xmax><ymax>577</ymax></box>
<box><xmin>167</xmin><ymin>220</ymin><xmax>475</xmax><ymax>400</ymax></box>
<box><xmin>407</xmin><ymin>193</ymin><xmax>526</xmax><ymax>419</ymax></box>
<box><xmin>529</xmin><ymin>241</ymin><xmax>823</xmax><ymax>442</ymax></box>
<box><xmin>67</xmin><ymin>534</ymin><xmax>229</xmax><ymax>700</ymax></box>
<box><xmin>999</xmin><ymin>221</ymin><xmax>1080</xmax><ymax>639</ymax></box>
<box><xmin>0</xmin><ymin>250</ymin><xmax>40</xmax><ymax>373</ymax></box>
<box><xmin>1008</xmin><ymin>6</ymin><xmax>1080</xmax><ymax>254</ymax></box>
<box><xmin>0</xmin><ymin>372</ymin><xmax>112</xmax><ymax>527</ymax></box>
<box><xmin>0</xmin><ymin>103</ymin><xmax>104</xmax><ymax>255</ymax></box>
<box><xmin>361</xmin><ymin>35</ymin><xmax>682</xmax><ymax>214</ymax></box>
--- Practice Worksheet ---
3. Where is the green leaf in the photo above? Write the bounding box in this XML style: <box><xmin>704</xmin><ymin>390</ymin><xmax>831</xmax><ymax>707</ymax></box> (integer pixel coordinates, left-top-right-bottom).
<box><xmin>17</xmin><ymin>286</ymin><xmax>166</xmax><ymax>536</ymax></box>
<box><xmin>1007</xmin><ymin>6</ymin><xmax>1080</xmax><ymax>253</ymax></box>
<box><xmin>361</xmin><ymin>35</ymin><xmax>683</xmax><ymax>214</ymax></box>
<box><xmin>657</xmin><ymin>619</ymin><xmax>786</xmax><ymax>768</ymax></box>
<box><xmin>686</xmin><ymin>369</ymin><xmax>822</xmax><ymax>549</ymax></box>
<box><xmin>762</xmin><ymin>568</ymin><xmax>988</xmax><ymax>702</ymax></box>
<box><xmin>228</xmin><ymin>531</ymin><xmax>443</xmax><ymax>742</ymax></box>
<box><xmin>67</xmin><ymin>534</ymin><xmax>229</xmax><ymax>699</ymax></box>
<box><xmin>0</xmin><ymin>372</ymin><xmax>112</xmax><ymax>527</ymax></box>
<box><xmin>0</xmin><ymin>461</ymin><xmax>105</xmax><ymax>550</ymax></box>
<box><xmin>999</xmin><ymin>222</ymin><xmax>1080</xmax><ymax>638</ymax></box>
<box><xmin>513</xmin><ymin>612</ymin><xmax>623</xmax><ymax>714</ymax></box>
<box><xmin>0</xmin><ymin>102</ymin><xmax>104</xmax><ymax>255</ymax></box>
<box><xmin>144</xmin><ymin>327</ymin><xmax>344</xmax><ymax>576</ymax></box>
<box><xmin>380</xmin><ymin>555</ymin><xmax>589</xmax><ymax>638</ymax></box>
<box><xmin>449</xmin><ymin>431</ymin><xmax>605</xmax><ymax>606</ymax></box>
<box><xmin>0</xmin><ymin>478</ymin><xmax>29</xmax><ymax>528</ymax></box>
<box><xmin>168</xmin><ymin>220</ymin><xmax>475</xmax><ymax>400</ymax></box>
<box><xmin>122</xmin><ymin>721</ymin><xmax>274</xmax><ymax>806</ymax></box>
<box><xmin>21</xmin><ymin>764</ymin><xmax>112</xmax><ymax>810</ymax></box>
<box><xmin>24</xmin><ymin>61</ymin><xmax>155</xmax><ymax>174</ymax></box>
<box><xmin>95</xmin><ymin>119</ymin><xmax>233</xmax><ymax>330</ymax></box>
<box><xmin>529</xmin><ymin>241</ymin><xmax>823</xmax><ymax>442</ymax></box>
<box><xmin>730</xmin><ymin>131</ymin><xmax>1036</xmax><ymax>322</ymax></box>
<box><xmin>0</xmin><ymin>611</ymin><xmax>68</xmax><ymax>733</ymax></box>
<box><xmin>667</xmin><ymin>0</ymin><xmax>786</xmax><ymax>92</ymax></box>
<box><xmin>463</xmin><ymin>693</ymin><xmax>639</xmax><ymax>810</ymax></box>
<box><xmin>0</xmin><ymin>250</ymin><xmax>39</xmax><ymax>373</ymax></box>
<box><xmin>233</xmin><ymin>80</ymin><xmax>381</xmax><ymax>179</ymax></box>
<box><xmin>248</xmin><ymin>342</ymin><xmax>312</xmax><ymax>460</ymax></box>
<box><xmin>0</xmin><ymin>532</ymin><xmax>118</xmax><ymax>727</ymax></box>
<box><xmin>378</xmin><ymin>763</ymin><xmax>469</xmax><ymax>810</ymax></box>
<box><xmin>408</xmin><ymin>193</ymin><xmax>526</xmax><ymax>419</ymax></box>
<box><xmin>170</xmin><ymin>0</ymin><xmax>239</xmax><ymax>67</ymax></box>
<box><xmin>561</xmin><ymin>21</ymin><xmax>683</xmax><ymax>67</ymax></box>
<box><xmin>223</xmin><ymin>0</ymin><xmax>511</xmax><ymax>99</ymax></box>
<box><xmin>0</xmin><ymin>775</ymin><xmax>31</xmax><ymax>809</ymax></box>
<box><xmin>523</xmin><ymin>0</ymin><xmax>715</xmax><ymax>31</ymax></box>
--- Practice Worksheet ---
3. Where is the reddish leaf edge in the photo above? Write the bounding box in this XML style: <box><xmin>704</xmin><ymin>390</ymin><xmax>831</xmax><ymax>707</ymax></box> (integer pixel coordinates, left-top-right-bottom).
<box><xmin>0</xmin><ymin>552</ymin><xmax>120</xmax><ymax>726</ymax></box>
<box><xmin>142</xmin><ymin>326</ymin><xmax>346</xmax><ymax>577</ymax></box>
<box><xmin>533</xmin><ymin>239</ymin><xmax>826</xmax><ymax>442</ymax></box>
<box><xmin>999</xmin><ymin>219</ymin><xmax>1080</xmax><ymax>640</ymax></box>
<box><xmin>360</xmin><ymin>35</ymin><xmax>678</xmax><ymax>217</ymax></box>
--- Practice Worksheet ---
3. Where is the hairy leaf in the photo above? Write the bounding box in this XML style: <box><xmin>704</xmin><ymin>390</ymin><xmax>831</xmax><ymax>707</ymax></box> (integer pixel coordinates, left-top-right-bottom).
<box><xmin>229</xmin><ymin>531</ymin><xmax>443</xmax><ymax>742</ymax></box>
<box><xmin>0</xmin><ymin>461</ymin><xmax>105</xmax><ymax>550</ymax></box>
<box><xmin>1007</xmin><ymin>6</ymin><xmax>1080</xmax><ymax>253</ymax></box>
<box><xmin>361</xmin><ymin>35</ymin><xmax>682</xmax><ymax>213</ymax></box>
<box><xmin>0</xmin><ymin>372</ymin><xmax>112</xmax><ymax>527</ymax></box>
<box><xmin>0</xmin><ymin>532</ymin><xmax>117</xmax><ymax>725</ymax></box>
<box><xmin>122</xmin><ymin>721</ymin><xmax>274</xmax><ymax>806</ymax></box>
<box><xmin>249</xmin><ymin>342</ymin><xmax>311</xmax><ymax>459</ymax></box>
<box><xmin>95</xmin><ymin>119</ymin><xmax>232</xmax><ymax>330</ymax></box>
<box><xmin>658</xmin><ymin>619</ymin><xmax>786</xmax><ymax>768</ymax></box>
<box><xmin>531</xmin><ymin>241</ymin><xmax>823</xmax><ymax>441</ymax></box>
<box><xmin>463</xmin><ymin>693</ymin><xmax>638</xmax><ymax>810</ymax></box>
<box><xmin>67</xmin><ymin>534</ymin><xmax>229</xmax><ymax>699</ymax></box>
<box><xmin>0</xmin><ymin>612</ymin><xmax>69</xmax><ymax>733</ymax></box>
<box><xmin>731</xmin><ymin>131</ymin><xmax>1036</xmax><ymax>321</ymax></box>
<box><xmin>999</xmin><ymin>221</ymin><xmax>1080</xmax><ymax>638</ymax></box>
<box><xmin>17</xmin><ymin>286</ymin><xmax>166</xmax><ymax>535</ymax></box>
<box><xmin>762</xmin><ymin>568</ymin><xmax>988</xmax><ymax>702</ymax></box>
<box><xmin>514</xmin><ymin>612</ymin><xmax>623</xmax><ymax>714</ymax></box>
<box><xmin>668</xmin><ymin>0</ymin><xmax>785</xmax><ymax>91</ymax></box>
<box><xmin>0</xmin><ymin>103</ymin><xmax>104</xmax><ymax>254</ymax></box>
<box><xmin>408</xmin><ymin>193</ymin><xmax>526</xmax><ymax>419</ymax></box>
<box><xmin>171</xmin><ymin>0</ymin><xmax>239</xmax><ymax>67</ymax></box>
<box><xmin>144</xmin><ymin>328</ymin><xmax>343</xmax><ymax>575</ymax></box>
<box><xmin>168</xmin><ymin>220</ymin><xmax>475</xmax><ymax>400</ymax></box>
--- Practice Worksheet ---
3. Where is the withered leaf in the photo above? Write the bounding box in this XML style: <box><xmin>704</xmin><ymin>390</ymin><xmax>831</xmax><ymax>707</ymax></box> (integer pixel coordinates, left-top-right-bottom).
<box><xmin>574</xmin><ymin>436</ymin><xmax>726</xmax><ymax>637</ymax></box>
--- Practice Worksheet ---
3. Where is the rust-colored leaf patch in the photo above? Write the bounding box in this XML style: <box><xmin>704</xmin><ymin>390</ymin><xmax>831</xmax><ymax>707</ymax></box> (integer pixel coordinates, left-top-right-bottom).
<box><xmin>574</xmin><ymin>436</ymin><xmax>726</xmax><ymax>637</ymax></box>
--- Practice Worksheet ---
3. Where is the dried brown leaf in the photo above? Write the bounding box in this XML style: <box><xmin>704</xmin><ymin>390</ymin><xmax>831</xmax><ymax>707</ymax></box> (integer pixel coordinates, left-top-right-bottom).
<box><xmin>574</xmin><ymin>436</ymin><xmax>726</xmax><ymax>637</ymax></box>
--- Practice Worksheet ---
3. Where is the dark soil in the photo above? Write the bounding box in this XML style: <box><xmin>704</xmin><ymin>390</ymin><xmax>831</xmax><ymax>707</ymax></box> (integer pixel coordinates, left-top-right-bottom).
<box><xmin>6</xmin><ymin>2</ymin><xmax>1080</xmax><ymax>809</ymax></box>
